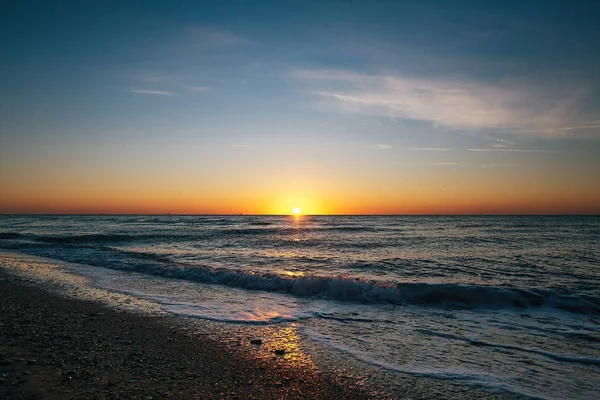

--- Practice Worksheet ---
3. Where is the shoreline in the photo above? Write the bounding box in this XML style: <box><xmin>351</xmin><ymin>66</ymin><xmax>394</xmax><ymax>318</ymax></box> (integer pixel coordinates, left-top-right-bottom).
<box><xmin>0</xmin><ymin>251</ymin><xmax>519</xmax><ymax>399</ymax></box>
<box><xmin>0</xmin><ymin>268</ymin><xmax>366</xmax><ymax>399</ymax></box>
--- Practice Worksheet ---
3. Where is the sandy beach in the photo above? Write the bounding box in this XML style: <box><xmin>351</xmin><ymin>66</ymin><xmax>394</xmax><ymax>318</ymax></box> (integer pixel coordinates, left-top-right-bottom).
<box><xmin>0</xmin><ymin>268</ymin><xmax>366</xmax><ymax>399</ymax></box>
<box><xmin>0</xmin><ymin>249</ymin><xmax>523</xmax><ymax>400</ymax></box>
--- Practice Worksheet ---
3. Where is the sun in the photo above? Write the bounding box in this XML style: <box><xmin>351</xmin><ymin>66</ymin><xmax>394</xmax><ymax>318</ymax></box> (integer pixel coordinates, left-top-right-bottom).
<box><xmin>293</xmin><ymin>207</ymin><xmax>301</xmax><ymax>215</ymax></box>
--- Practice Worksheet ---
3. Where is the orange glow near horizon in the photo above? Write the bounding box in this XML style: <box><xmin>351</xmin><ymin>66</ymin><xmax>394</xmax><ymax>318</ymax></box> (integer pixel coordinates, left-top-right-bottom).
<box><xmin>1</xmin><ymin>159</ymin><xmax>600</xmax><ymax>215</ymax></box>
<box><xmin>1</xmin><ymin>187</ymin><xmax>599</xmax><ymax>215</ymax></box>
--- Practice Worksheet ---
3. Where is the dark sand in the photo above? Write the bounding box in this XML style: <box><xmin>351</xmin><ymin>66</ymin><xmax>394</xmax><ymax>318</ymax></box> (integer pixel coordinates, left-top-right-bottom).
<box><xmin>0</xmin><ymin>269</ymin><xmax>366</xmax><ymax>399</ymax></box>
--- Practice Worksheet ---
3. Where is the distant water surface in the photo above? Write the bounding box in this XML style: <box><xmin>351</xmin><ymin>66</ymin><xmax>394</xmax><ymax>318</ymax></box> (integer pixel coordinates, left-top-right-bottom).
<box><xmin>1</xmin><ymin>215</ymin><xmax>599</xmax><ymax>399</ymax></box>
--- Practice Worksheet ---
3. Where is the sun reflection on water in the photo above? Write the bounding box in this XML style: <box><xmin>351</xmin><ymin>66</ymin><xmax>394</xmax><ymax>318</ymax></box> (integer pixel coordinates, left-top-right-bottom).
<box><xmin>278</xmin><ymin>270</ymin><xmax>305</xmax><ymax>277</ymax></box>
<box><xmin>257</xmin><ymin>323</ymin><xmax>315</xmax><ymax>366</ymax></box>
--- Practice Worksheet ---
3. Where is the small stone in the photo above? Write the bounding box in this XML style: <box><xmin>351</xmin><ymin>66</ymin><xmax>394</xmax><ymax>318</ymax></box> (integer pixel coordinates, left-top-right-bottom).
<box><xmin>64</xmin><ymin>370</ymin><xmax>77</xmax><ymax>381</ymax></box>
<box><xmin>250</xmin><ymin>338</ymin><xmax>262</xmax><ymax>345</ymax></box>
<box><xmin>274</xmin><ymin>349</ymin><xmax>286</xmax><ymax>355</ymax></box>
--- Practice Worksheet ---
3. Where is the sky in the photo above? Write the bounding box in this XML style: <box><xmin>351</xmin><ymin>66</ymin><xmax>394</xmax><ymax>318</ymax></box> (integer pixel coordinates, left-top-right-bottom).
<box><xmin>1</xmin><ymin>0</ymin><xmax>599</xmax><ymax>215</ymax></box>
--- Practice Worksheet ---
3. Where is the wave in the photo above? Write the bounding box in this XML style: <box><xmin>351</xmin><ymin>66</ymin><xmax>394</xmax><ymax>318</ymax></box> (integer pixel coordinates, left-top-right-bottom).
<box><xmin>246</xmin><ymin>221</ymin><xmax>273</xmax><ymax>226</ymax></box>
<box><xmin>36</xmin><ymin>234</ymin><xmax>137</xmax><ymax>244</ymax></box>
<box><xmin>0</xmin><ymin>232</ymin><xmax>24</xmax><ymax>239</ymax></box>
<box><xmin>0</xmin><ymin>232</ymin><xmax>140</xmax><ymax>244</ymax></box>
<box><xmin>0</xmin><ymin>225</ymin><xmax>378</xmax><ymax>244</ymax></box>
<box><xmin>302</xmin><ymin>329</ymin><xmax>548</xmax><ymax>400</ymax></box>
<box><xmin>5</xmin><ymin>243</ymin><xmax>600</xmax><ymax>315</ymax></box>
<box><xmin>416</xmin><ymin>329</ymin><xmax>600</xmax><ymax>366</ymax></box>
<box><xmin>217</xmin><ymin>226</ymin><xmax>379</xmax><ymax>235</ymax></box>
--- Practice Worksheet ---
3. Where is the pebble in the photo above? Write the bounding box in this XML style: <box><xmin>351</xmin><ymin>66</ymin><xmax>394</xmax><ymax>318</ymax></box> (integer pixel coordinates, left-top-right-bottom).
<box><xmin>65</xmin><ymin>370</ymin><xmax>77</xmax><ymax>379</ymax></box>
<box><xmin>250</xmin><ymin>338</ymin><xmax>262</xmax><ymax>345</ymax></box>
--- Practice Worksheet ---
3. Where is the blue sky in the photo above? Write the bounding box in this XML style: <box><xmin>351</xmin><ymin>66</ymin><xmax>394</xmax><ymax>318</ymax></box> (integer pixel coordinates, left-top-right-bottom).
<box><xmin>1</xmin><ymin>0</ymin><xmax>599</xmax><ymax>213</ymax></box>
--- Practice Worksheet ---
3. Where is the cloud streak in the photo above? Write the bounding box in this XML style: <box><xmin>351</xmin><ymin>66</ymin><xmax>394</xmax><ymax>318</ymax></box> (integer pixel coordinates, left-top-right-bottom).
<box><xmin>295</xmin><ymin>69</ymin><xmax>594</xmax><ymax>136</ymax></box>
<box><xmin>466</xmin><ymin>148</ymin><xmax>559</xmax><ymax>153</ymax></box>
<box><xmin>396</xmin><ymin>162</ymin><xmax>460</xmax><ymax>166</ymax></box>
<box><xmin>410</xmin><ymin>147</ymin><xmax>454</xmax><ymax>151</ymax></box>
<box><xmin>481</xmin><ymin>164</ymin><xmax>523</xmax><ymax>168</ymax></box>
<box><xmin>552</xmin><ymin>122</ymin><xmax>600</xmax><ymax>131</ymax></box>
<box><xmin>131</xmin><ymin>89</ymin><xmax>174</xmax><ymax>96</ymax></box>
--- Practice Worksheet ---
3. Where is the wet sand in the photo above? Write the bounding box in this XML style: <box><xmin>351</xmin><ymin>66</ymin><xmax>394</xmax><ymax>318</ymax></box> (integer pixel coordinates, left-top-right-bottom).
<box><xmin>0</xmin><ymin>269</ymin><xmax>366</xmax><ymax>399</ymax></box>
<box><xmin>0</xmin><ymin>252</ymin><xmax>518</xmax><ymax>400</ymax></box>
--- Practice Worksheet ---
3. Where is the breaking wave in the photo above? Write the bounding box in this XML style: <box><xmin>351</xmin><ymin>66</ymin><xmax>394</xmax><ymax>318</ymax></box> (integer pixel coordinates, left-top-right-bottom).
<box><xmin>3</xmin><ymin>241</ymin><xmax>599</xmax><ymax>315</ymax></box>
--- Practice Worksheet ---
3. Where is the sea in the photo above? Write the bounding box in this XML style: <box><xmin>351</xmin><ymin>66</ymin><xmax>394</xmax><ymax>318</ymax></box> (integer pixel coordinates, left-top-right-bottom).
<box><xmin>0</xmin><ymin>215</ymin><xmax>599</xmax><ymax>399</ymax></box>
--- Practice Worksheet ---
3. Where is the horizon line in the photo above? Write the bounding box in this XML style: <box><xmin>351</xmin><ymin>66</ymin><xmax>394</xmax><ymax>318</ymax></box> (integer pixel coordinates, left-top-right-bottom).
<box><xmin>1</xmin><ymin>213</ymin><xmax>599</xmax><ymax>217</ymax></box>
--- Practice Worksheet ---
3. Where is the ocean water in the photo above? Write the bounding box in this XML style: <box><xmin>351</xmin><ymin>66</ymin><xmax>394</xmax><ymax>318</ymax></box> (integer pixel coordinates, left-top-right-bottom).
<box><xmin>1</xmin><ymin>215</ymin><xmax>599</xmax><ymax>398</ymax></box>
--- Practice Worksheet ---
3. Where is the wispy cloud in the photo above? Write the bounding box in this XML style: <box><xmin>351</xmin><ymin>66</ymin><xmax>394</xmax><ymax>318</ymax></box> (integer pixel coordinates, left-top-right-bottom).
<box><xmin>489</xmin><ymin>138</ymin><xmax>517</xmax><ymax>148</ymax></box>
<box><xmin>466</xmin><ymin>148</ymin><xmax>558</xmax><ymax>153</ymax></box>
<box><xmin>552</xmin><ymin>121</ymin><xmax>600</xmax><ymax>131</ymax></box>
<box><xmin>481</xmin><ymin>164</ymin><xmax>523</xmax><ymax>168</ymax></box>
<box><xmin>229</xmin><ymin>144</ymin><xmax>251</xmax><ymax>148</ymax></box>
<box><xmin>131</xmin><ymin>89</ymin><xmax>174</xmax><ymax>96</ymax></box>
<box><xmin>396</xmin><ymin>162</ymin><xmax>460</xmax><ymax>166</ymax></box>
<box><xmin>295</xmin><ymin>69</ymin><xmax>593</xmax><ymax>136</ymax></box>
<box><xmin>410</xmin><ymin>147</ymin><xmax>454</xmax><ymax>151</ymax></box>
<box><xmin>376</xmin><ymin>144</ymin><xmax>391</xmax><ymax>150</ymax></box>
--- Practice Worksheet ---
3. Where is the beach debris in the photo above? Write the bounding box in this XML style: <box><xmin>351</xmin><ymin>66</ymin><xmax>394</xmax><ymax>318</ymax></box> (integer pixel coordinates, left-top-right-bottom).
<box><xmin>86</xmin><ymin>312</ymin><xmax>103</xmax><ymax>317</ymax></box>
<box><xmin>250</xmin><ymin>338</ymin><xmax>262</xmax><ymax>345</ymax></box>
<box><xmin>63</xmin><ymin>370</ymin><xmax>77</xmax><ymax>382</ymax></box>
